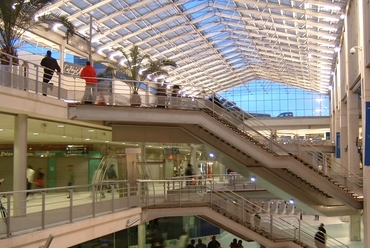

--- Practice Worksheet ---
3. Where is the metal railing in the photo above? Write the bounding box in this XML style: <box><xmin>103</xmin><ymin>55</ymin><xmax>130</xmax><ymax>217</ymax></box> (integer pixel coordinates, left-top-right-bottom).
<box><xmin>0</xmin><ymin>51</ymin><xmax>363</xmax><ymax>199</ymax></box>
<box><xmin>0</xmin><ymin>179</ymin><xmax>348</xmax><ymax>247</ymax></box>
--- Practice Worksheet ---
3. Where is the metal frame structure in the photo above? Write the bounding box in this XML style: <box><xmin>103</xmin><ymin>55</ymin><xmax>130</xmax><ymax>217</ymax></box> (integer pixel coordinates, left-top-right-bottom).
<box><xmin>34</xmin><ymin>0</ymin><xmax>346</xmax><ymax>96</ymax></box>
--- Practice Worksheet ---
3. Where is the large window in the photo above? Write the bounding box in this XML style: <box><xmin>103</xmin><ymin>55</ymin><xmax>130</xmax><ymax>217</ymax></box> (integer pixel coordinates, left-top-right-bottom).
<box><xmin>219</xmin><ymin>80</ymin><xmax>330</xmax><ymax>117</ymax></box>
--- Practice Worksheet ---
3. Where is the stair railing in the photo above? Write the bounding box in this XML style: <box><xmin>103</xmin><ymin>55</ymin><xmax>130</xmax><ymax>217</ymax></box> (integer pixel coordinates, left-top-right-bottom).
<box><xmin>192</xmin><ymin>98</ymin><xmax>363</xmax><ymax>198</ymax></box>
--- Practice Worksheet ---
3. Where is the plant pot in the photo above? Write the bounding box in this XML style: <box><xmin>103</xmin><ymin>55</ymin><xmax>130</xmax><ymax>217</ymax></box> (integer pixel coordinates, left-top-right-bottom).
<box><xmin>130</xmin><ymin>93</ymin><xmax>142</xmax><ymax>106</ymax></box>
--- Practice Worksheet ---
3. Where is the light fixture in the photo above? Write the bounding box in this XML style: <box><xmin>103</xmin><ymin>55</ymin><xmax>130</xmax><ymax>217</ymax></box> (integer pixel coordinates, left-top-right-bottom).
<box><xmin>350</xmin><ymin>46</ymin><xmax>362</xmax><ymax>54</ymax></box>
<box><xmin>209</xmin><ymin>153</ymin><xmax>214</xmax><ymax>158</ymax></box>
<box><xmin>251</xmin><ymin>176</ymin><xmax>256</xmax><ymax>182</ymax></box>
<box><xmin>289</xmin><ymin>198</ymin><xmax>295</xmax><ymax>204</ymax></box>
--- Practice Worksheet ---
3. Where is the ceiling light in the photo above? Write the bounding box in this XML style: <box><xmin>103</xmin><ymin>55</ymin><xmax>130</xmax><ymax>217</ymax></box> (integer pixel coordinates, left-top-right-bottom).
<box><xmin>289</xmin><ymin>198</ymin><xmax>295</xmax><ymax>204</ymax></box>
<box><xmin>57</xmin><ymin>125</ymin><xmax>64</xmax><ymax>128</ymax></box>
<box><xmin>85</xmin><ymin>138</ymin><xmax>90</xmax><ymax>141</ymax></box>
<box><xmin>0</xmin><ymin>129</ymin><xmax>3</xmax><ymax>131</ymax></box>
<box><xmin>32</xmin><ymin>133</ymin><xmax>39</xmax><ymax>135</ymax></box>
<box><xmin>105</xmin><ymin>141</ymin><xmax>109</xmax><ymax>143</ymax></box>
<box><xmin>251</xmin><ymin>176</ymin><xmax>256</xmax><ymax>182</ymax></box>
<box><xmin>62</xmin><ymin>135</ymin><xmax>67</xmax><ymax>138</ymax></box>
<box><xmin>88</xmin><ymin>129</ymin><xmax>95</xmax><ymax>132</ymax></box>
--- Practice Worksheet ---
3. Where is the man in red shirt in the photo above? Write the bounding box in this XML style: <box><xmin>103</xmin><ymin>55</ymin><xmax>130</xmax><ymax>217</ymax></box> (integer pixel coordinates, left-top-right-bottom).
<box><xmin>80</xmin><ymin>61</ymin><xmax>98</xmax><ymax>104</ymax></box>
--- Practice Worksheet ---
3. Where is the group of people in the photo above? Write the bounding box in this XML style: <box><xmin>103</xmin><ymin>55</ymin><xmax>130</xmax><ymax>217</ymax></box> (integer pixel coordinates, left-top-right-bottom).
<box><xmin>26</xmin><ymin>165</ymin><xmax>75</xmax><ymax>198</ymax></box>
<box><xmin>186</xmin><ymin>235</ymin><xmax>219</xmax><ymax>248</ymax></box>
<box><xmin>39</xmin><ymin>50</ymin><xmax>103</xmax><ymax>104</ymax></box>
<box><xmin>228</xmin><ymin>238</ymin><xmax>244</xmax><ymax>248</ymax></box>
<box><xmin>26</xmin><ymin>165</ymin><xmax>45</xmax><ymax>197</ymax></box>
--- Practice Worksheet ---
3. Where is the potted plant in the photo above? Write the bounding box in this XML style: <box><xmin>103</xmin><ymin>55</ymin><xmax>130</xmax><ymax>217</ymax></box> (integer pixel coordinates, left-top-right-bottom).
<box><xmin>102</xmin><ymin>45</ymin><xmax>176</xmax><ymax>106</ymax></box>
<box><xmin>0</xmin><ymin>0</ymin><xmax>75</xmax><ymax>65</ymax></box>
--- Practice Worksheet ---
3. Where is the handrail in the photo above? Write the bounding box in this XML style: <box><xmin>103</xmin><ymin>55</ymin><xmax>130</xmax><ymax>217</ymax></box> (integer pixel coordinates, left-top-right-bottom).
<box><xmin>0</xmin><ymin>179</ymin><xmax>349</xmax><ymax>248</ymax></box>
<box><xmin>191</xmin><ymin>98</ymin><xmax>363</xmax><ymax>199</ymax></box>
<box><xmin>0</xmin><ymin>52</ymin><xmax>362</xmax><ymax>198</ymax></box>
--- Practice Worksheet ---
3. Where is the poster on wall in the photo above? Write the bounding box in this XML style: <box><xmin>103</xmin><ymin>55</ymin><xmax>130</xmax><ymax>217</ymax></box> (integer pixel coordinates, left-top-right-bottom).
<box><xmin>335</xmin><ymin>132</ymin><xmax>340</xmax><ymax>158</ymax></box>
<box><xmin>365</xmin><ymin>102</ymin><xmax>370</xmax><ymax>165</ymax></box>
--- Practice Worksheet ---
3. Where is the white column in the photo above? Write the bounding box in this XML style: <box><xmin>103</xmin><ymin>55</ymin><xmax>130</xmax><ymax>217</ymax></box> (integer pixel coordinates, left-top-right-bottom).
<box><xmin>350</xmin><ymin>214</ymin><xmax>362</xmax><ymax>241</ymax></box>
<box><xmin>347</xmin><ymin>91</ymin><xmax>361</xmax><ymax>175</ymax></box>
<box><xmin>340</xmin><ymin>102</ymin><xmax>348</xmax><ymax>176</ymax></box>
<box><xmin>13</xmin><ymin>114</ymin><xmax>27</xmax><ymax>216</ymax></box>
<box><xmin>360</xmin><ymin>0</ymin><xmax>370</xmax><ymax>245</ymax></box>
<box><xmin>138</xmin><ymin>222</ymin><xmax>146</xmax><ymax>247</ymax></box>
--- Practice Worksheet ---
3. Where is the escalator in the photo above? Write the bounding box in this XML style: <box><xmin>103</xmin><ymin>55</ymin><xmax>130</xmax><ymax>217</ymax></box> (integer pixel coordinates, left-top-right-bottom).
<box><xmin>68</xmin><ymin>103</ymin><xmax>363</xmax><ymax>215</ymax></box>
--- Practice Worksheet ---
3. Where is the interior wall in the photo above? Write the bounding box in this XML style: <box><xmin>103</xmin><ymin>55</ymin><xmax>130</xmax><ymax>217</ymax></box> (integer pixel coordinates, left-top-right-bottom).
<box><xmin>0</xmin><ymin>156</ymin><xmax>93</xmax><ymax>191</ymax></box>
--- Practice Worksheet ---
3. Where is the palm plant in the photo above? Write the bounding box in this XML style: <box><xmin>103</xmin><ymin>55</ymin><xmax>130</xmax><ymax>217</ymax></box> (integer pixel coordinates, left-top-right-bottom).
<box><xmin>0</xmin><ymin>0</ymin><xmax>75</xmax><ymax>65</ymax></box>
<box><xmin>102</xmin><ymin>45</ymin><xmax>176</xmax><ymax>105</ymax></box>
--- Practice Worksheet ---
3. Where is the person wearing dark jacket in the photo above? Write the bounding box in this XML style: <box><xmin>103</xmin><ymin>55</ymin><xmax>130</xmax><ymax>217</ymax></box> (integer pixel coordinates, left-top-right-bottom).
<box><xmin>207</xmin><ymin>236</ymin><xmax>220</xmax><ymax>248</ymax></box>
<box><xmin>40</xmin><ymin>50</ymin><xmax>61</xmax><ymax>96</ymax></box>
<box><xmin>314</xmin><ymin>223</ymin><xmax>327</xmax><ymax>248</ymax></box>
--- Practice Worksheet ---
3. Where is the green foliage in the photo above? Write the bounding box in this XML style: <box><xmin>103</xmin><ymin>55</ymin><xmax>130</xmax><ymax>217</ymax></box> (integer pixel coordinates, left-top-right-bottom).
<box><xmin>0</xmin><ymin>0</ymin><xmax>75</xmax><ymax>63</ymax></box>
<box><xmin>102</xmin><ymin>45</ymin><xmax>176</xmax><ymax>94</ymax></box>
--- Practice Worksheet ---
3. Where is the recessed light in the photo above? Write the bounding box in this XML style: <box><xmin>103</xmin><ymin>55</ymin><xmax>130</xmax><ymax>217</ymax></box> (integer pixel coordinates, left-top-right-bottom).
<box><xmin>32</xmin><ymin>133</ymin><xmax>39</xmax><ymax>135</ymax></box>
<box><xmin>105</xmin><ymin>141</ymin><xmax>109</xmax><ymax>143</ymax></box>
<box><xmin>122</xmin><ymin>142</ymin><xmax>125</xmax><ymax>144</ymax></box>
<box><xmin>57</xmin><ymin>125</ymin><xmax>64</xmax><ymax>128</ymax></box>
<box><xmin>88</xmin><ymin>129</ymin><xmax>95</xmax><ymax>132</ymax></box>
<box><xmin>0</xmin><ymin>129</ymin><xmax>3</xmax><ymax>131</ymax></box>
<box><xmin>62</xmin><ymin>135</ymin><xmax>67</xmax><ymax>138</ymax></box>
<box><xmin>85</xmin><ymin>138</ymin><xmax>90</xmax><ymax>141</ymax></box>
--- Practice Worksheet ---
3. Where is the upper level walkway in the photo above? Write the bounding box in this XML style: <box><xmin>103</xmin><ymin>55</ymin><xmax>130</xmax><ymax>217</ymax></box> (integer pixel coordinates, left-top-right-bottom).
<box><xmin>0</xmin><ymin>179</ymin><xmax>350</xmax><ymax>248</ymax></box>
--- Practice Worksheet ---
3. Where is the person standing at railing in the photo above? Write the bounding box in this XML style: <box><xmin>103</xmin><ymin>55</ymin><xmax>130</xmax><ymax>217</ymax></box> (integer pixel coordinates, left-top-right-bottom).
<box><xmin>80</xmin><ymin>61</ymin><xmax>98</xmax><ymax>104</ymax></box>
<box><xmin>40</xmin><ymin>50</ymin><xmax>61</xmax><ymax>96</ymax></box>
<box><xmin>185</xmin><ymin>163</ymin><xmax>194</xmax><ymax>186</ymax></box>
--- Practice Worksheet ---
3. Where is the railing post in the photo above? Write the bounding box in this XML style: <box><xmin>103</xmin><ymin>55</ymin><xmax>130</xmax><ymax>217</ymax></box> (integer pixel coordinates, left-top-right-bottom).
<box><xmin>92</xmin><ymin>186</ymin><xmax>96</xmax><ymax>217</ymax></box>
<box><xmin>111</xmin><ymin>184</ymin><xmax>115</xmax><ymax>213</ymax></box>
<box><xmin>270</xmin><ymin>214</ymin><xmax>273</xmax><ymax>240</ymax></box>
<box><xmin>69</xmin><ymin>189</ymin><xmax>73</xmax><ymax>223</ymax></box>
<box><xmin>58</xmin><ymin>74</ymin><xmax>61</xmax><ymax>99</ymax></box>
<box><xmin>127</xmin><ymin>182</ymin><xmax>130</xmax><ymax>208</ymax></box>
<box><xmin>298</xmin><ymin>220</ymin><xmax>301</xmax><ymax>243</ymax></box>
<box><xmin>6</xmin><ymin>194</ymin><xmax>10</xmax><ymax>238</ymax></box>
<box><xmin>41</xmin><ymin>191</ymin><xmax>46</xmax><ymax>229</ymax></box>
<box><xmin>35</xmin><ymin>66</ymin><xmax>39</xmax><ymax>94</ymax></box>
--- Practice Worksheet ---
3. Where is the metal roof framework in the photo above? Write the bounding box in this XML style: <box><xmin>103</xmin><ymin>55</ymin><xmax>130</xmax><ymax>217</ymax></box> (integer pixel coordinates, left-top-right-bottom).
<box><xmin>38</xmin><ymin>0</ymin><xmax>346</xmax><ymax>96</ymax></box>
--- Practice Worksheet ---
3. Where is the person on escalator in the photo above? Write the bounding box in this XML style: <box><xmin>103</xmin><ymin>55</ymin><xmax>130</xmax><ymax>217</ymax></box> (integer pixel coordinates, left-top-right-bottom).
<box><xmin>314</xmin><ymin>223</ymin><xmax>327</xmax><ymax>248</ymax></box>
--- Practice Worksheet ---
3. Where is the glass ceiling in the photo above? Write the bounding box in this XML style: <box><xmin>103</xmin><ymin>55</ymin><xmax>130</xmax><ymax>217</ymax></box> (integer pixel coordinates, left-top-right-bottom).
<box><xmin>38</xmin><ymin>0</ymin><xmax>346</xmax><ymax>96</ymax></box>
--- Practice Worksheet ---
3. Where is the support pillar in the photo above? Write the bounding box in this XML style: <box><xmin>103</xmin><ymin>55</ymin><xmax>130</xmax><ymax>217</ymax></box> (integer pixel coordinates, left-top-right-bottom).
<box><xmin>350</xmin><ymin>214</ymin><xmax>362</xmax><ymax>241</ymax></box>
<box><xmin>347</xmin><ymin>91</ymin><xmax>361</xmax><ymax>175</ymax></box>
<box><xmin>340</xmin><ymin>101</ymin><xmax>348</xmax><ymax>176</ymax></box>
<box><xmin>360</xmin><ymin>0</ymin><xmax>370</xmax><ymax>245</ymax></box>
<box><xmin>138</xmin><ymin>222</ymin><xmax>146</xmax><ymax>248</ymax></box>
<box><xmin>13</xmin><ymin>114</ymin><xmax>27</xmax><ymax>216</ymax></box>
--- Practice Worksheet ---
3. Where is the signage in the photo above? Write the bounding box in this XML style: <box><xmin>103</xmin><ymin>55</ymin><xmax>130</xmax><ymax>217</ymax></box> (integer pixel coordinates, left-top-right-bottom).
<box><xmin>335</xmin><ymin>132</ymin><xmax>340</xmax><ymax>158</ymax></box>
<box><xmin>66</xmin><ymin>145</ymin><xmax>89</xmax><ymax>154</ymax></box>
<box><xmin>365</xmin><ymin>102</ymin><xmax>370</xmax><ymax>165</ymax></box>
<box><xmin>164</xmin><ymin>148</ymin><xmax>180</xmax><ymax>155</ymax></box>
<box><xmin>63</xmin><ymin>62</ymin><xmax>83</xmax><ymax>76</ymax></box>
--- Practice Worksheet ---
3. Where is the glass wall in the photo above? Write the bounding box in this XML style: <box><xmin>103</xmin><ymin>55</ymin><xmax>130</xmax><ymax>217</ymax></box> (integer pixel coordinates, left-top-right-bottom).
<box><xmin>219</xmin><ymin>80</ymin><xmax>330</xmax><ymax>117</ymax></box>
